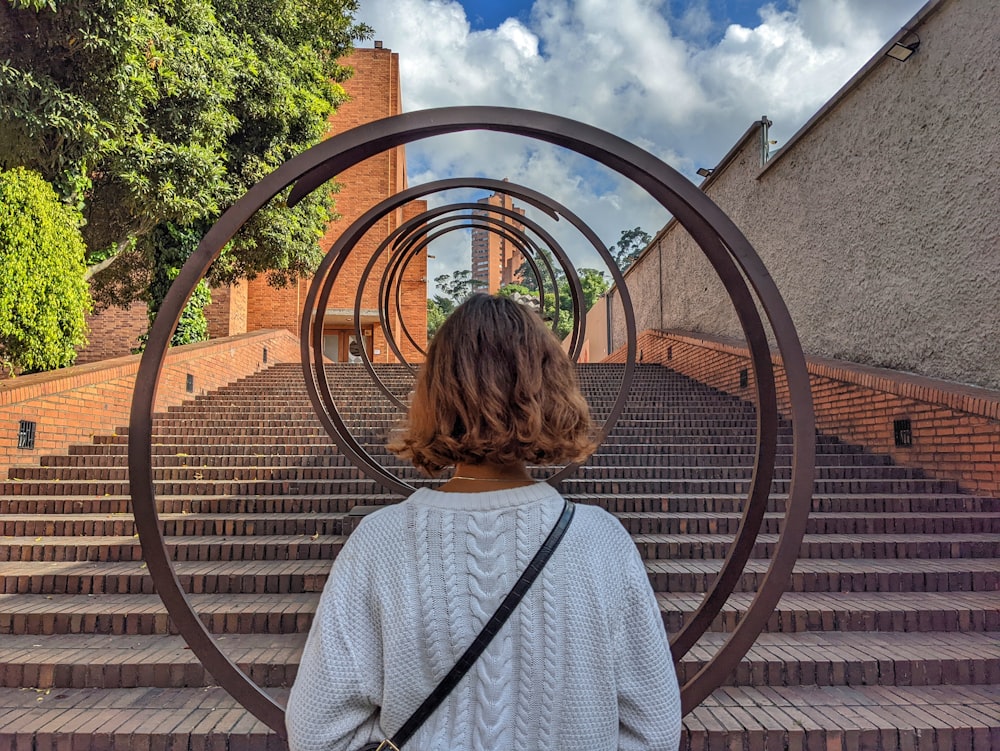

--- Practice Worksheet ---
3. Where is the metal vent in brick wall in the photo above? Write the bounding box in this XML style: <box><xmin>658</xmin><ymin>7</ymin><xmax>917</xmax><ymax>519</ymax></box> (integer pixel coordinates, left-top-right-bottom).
<box><xmin>667</xmin><ymin>346</ymin><xmax>673</xmax><ymax>361</ymax></box>
<box><xmin>739</xmin><ymin>368</ymin><xmax>749</xmax><ymax>389</ymax></box>
<box><xmin>263</xmin><ymin>347</ymin><xmax>268</xmax><ymax>364</ymax></box>
<box><xmin>17</xmin><ymin>420</ymin><xmax>36</xmax><ymax>449</ymax></box>
<box><xmin>186</xmin><ymin>373</ymin><xmax>194</xmax><ymax>393</ymax></box>
<box><xmin>893</xmin><ymin>418</ymin><xmax>913</xmax><ymax>447</ymax></box>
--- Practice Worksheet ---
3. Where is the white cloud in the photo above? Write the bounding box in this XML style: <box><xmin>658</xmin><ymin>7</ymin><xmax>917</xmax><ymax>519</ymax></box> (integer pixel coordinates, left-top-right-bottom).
<box><xmin>356</xmin><ymin>0</ymin><xmax>926</xmax><ymax>284</ymax></box>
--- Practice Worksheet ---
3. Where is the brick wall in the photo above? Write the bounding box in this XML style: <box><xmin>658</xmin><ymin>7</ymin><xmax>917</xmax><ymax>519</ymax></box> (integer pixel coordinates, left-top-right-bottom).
<box><xmin>76</xmin><ymin>302</ymin><xmax>149</xmax><ymax>365</ymax></box>
<box><xmin>0</xmin><ymin>329</ymin><xmax>300</xmax><ymax>475</ymax></box>
<box><xmin>607</xmin><ymin>329</ymin><xmax>1000</xmax><ymax>496</ymax></box>
<box><xmin>205</xmin><ymin>280</ymin><xmax>248</xmax><ymax>339</ymax></box>
<box><xmin>245</xmin><ymin>46</ymin><xmax>427</xmax><ymax>363</ymax></box>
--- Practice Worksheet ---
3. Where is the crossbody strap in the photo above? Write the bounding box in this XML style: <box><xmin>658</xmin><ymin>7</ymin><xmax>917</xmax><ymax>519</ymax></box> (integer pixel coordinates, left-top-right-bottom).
<box><xmin>388</xmin><ymin>499</ymin><xmax>575</xmax><ymax>749</ymax></box>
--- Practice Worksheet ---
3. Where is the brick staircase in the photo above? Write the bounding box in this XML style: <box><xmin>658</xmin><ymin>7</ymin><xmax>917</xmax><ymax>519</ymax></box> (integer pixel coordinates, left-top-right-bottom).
<box><xmin>1</xmin><ymin>362</ymin><xmax>997</xmax><ymax>750</ymax></box>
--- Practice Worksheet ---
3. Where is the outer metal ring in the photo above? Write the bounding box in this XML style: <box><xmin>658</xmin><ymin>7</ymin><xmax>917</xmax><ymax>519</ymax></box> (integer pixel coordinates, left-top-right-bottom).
<box><xmin>128</xmin><ymin>106</ymin><xmax>814</xmax><ymax>732</ymax></box>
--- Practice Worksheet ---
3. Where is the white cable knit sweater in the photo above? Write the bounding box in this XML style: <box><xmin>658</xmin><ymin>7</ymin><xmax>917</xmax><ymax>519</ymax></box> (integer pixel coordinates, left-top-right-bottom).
<box><xmin>286</xmin><ymin>482</ymin><xmax>681</xmax><ymax>751</ymax></box>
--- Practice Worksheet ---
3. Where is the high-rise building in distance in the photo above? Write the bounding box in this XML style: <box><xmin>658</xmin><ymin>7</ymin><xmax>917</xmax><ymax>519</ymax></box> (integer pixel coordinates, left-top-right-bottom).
<box><xmin>470</xmin><ymin>189</ymin><xmax>526</xmax><ymax>293</ymax></box>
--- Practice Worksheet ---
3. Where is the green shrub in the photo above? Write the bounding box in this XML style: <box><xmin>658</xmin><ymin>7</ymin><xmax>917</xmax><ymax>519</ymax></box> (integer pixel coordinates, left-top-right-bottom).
<box><xmin>0</xmin><ymin>167</ymin><xmax>91</xmax><ymax>374</ymax></box>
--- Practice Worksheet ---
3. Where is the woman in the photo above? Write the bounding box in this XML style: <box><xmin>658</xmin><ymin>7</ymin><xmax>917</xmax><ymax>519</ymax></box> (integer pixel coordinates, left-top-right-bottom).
<box><xmin>286</xmin><ymin>294</ymin><xmax>681</xmax><ymax>750</ymax></box>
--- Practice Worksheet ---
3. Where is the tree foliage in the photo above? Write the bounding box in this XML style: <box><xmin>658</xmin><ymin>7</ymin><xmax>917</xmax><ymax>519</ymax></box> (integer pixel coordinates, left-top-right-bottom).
<box><xmin>611</xmin><ymin>226</ymin><xmax>652</xmax><ymax>272</ymax></box>
<box><xmin>0</xmin><ymin>167</ymin><xmax>91</xmax><ymax>374</ymax></box>
<box><xmin>0</xmin><ymin>0</ymin><xmax>371</xmax><ymax>322</ymax></box>
<box><xmin>433</xmin><ymin>269</ymin><xmax>486</xmax><ymax>308</ymax></box>
<box><xmin>426</xmin><ymin>298</ymin><xmax>448</xmax><ymax>340</ymax></box>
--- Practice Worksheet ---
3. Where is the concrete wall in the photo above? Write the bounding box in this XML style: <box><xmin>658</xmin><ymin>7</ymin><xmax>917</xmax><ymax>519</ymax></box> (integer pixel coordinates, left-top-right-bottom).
<box><xmin>609</xmin><ymin>0</ymin><xmax>1000</xmax><ymax>389</ymax></box>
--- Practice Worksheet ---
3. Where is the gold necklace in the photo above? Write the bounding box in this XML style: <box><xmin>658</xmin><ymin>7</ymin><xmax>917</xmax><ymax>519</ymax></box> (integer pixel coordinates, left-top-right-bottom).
<box><xmin>450</xmin><ymin>475</ymin><xmax>533</xmax><ymax>482</ymax></box>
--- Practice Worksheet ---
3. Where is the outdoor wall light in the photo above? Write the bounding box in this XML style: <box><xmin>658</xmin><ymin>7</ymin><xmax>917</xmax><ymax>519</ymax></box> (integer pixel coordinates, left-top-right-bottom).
<box><xmin>696</xmin><ymin>167</ymin><xmax>714</xmax><ymax>178</ymax></box>
<box><xmin>886</xmin><ymin>32</ymin><xmax>920</xmax><ymax>62</ymax></box>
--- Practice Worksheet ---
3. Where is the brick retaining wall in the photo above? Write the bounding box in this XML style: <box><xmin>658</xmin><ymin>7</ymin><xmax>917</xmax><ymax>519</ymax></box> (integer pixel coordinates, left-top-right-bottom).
<box><xmin>608</xmin><ymin>330</ymin><xmax>1000</xmax><ymax>496</ymax></box>
<box><xmin>0</xmin><ymin>330</ymin><xmax>300</xmax><ymax>474</ymax></box>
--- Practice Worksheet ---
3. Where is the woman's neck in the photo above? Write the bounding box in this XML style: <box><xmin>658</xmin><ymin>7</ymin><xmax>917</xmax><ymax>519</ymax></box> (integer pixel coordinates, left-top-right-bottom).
<box><xmin>436</xmin><ymin>461</ymin><xmax>535</xmax><ymax>493</ymax></box>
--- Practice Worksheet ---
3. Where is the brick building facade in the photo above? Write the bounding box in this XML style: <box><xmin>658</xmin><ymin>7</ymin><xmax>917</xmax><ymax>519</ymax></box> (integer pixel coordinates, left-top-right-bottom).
<box><xmin>470</xmin><ymin>189</ymin><xmax>526</xmax><ymax>294</ymax></box>
<box><xmin>76</xmin><ymin>44</ymin><xmax>426</xmax><ymax>366</ymax></box>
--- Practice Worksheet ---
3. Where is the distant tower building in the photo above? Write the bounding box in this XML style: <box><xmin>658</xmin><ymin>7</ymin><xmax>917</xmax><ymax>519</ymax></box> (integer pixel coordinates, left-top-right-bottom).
<box><xmin>470</xmin><ymin>189</ymin><xmax>526</xmax><ymax>293</ymax></box>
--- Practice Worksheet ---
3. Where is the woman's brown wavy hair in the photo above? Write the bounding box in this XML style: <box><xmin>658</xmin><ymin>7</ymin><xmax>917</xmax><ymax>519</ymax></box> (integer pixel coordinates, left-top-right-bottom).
<box><xmin>387</xmin><ymin>294</ymin><xmax>594</xmax><ymax>475</ymax></box>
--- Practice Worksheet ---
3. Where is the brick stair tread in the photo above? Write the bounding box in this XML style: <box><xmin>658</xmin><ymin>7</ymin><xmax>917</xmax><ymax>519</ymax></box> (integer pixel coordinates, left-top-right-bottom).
<box><xmin>658</xmin><ymin>590</ymin><xmax>1000</xmax><ymax>618</ymax></box>
<box><xmin>0</xmin><ymin>593</ymin><xmax>318</xmax><ymax>635</ymax></box>
<box><xmin>3</xmin><ymin>591</ymin><xmax>999</xmax><ymax>636</ymax></box>
<box><xmin>0</xmin><ymin>633</ymin><xmax>304</xmax><ymax>689</ymax></box>
<box><xmin>0</xmin><ymin>686</ymin><xmax>280</xmax><ymax>746</ymax></box>
<box><xmin>5</xmin><ymin>555</ymin><xmax>999</xmax><ymax>582</ymax></box>
<box><xmin>0</xmin><ymin>478</ymin><xmax>963</xmax><ymax>496</ymax></box>
<box><xmin>3</xmin><ymin>493</ymin><xmax>997</xmax><ymax>517</ymax></box>
<box><xmin>1</xmin><ymin>631</ymin><xmax>997</xmax><ymax>690</ymax></box>
<box><xmin>4</xmin><ymin>532</ymin><xmax>998</xmax><ymax>563</ymax></box>
<box><xmin>21</xmin><ymin>681</ymin><xmax>976</xmax><ymax>747</ymax></box>
<box><xmin>6</xmin><ymin>531</ymin><xmax>997</xmax><ymax>545</ymax></box>
<box><xmin>684</xmin><ymin>684</ymin><xmax>1000</xmax><ymax>749</ymax></box>
<box><xmin>4</xmin><ymin>510</ymin><xmax>997</xmax><ymax>537</ymax></box>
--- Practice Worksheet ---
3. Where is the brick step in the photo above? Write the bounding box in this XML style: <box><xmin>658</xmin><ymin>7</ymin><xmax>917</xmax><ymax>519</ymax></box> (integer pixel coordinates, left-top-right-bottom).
<box><xmin>112</xmin><ymin>427</ymin><xmax>814</xmax><ymax>443</ymax></box>
<box><xmin>3</xmin><ymin>557</ymin><xmax>997</xmax><ymax>595</ymax></box>
<box><xmin>0</xmin><ymin>535</ymin><xmax>347</xmax><ymax>563</ymax></box>
<box><xmin>660</xmin><ymin>591</ymin><xmax>1000</xmax><ymax>635</ymax></box>
<box><xmin>67</xmin><ymin>439</ymin><xmax>871</xmax><ymax>456</ymax></box>
<box><xmin>0</xmin><ymin>686</ymin><xmax>281</xmax><ymax>751</ymax></box>
<box><xmin>1</xmin><ymin>631</ymin><xmax>997</xmax><ymax>690</ymax></box>
<box><xmin>682</xmin><ymin>684</ymin><xmax>1000</xmax><ymax>750</ymax></box>
<box><xmin>0</xmin><ymin>633</ymin><xmax>302</xmax><ymax>689</ymax></box>
<box><xmin>0</xmin><ymin>593</ymin><xmax>317</xmax><ymax>636</ymax></box>
<box><xmin>4</xmin><ymin>591</ymin><xmax>998</xmax><ymax>637</ymax></box>
<box><xmin>2</xmin><ymin>492</ymin><xmax>997</xmax><ymax>516</ymax></box>
<box><xmin>632</xmin><ymin>532</ymin><xmax>1000</xmax><ymax>560</ymax></box>
<box><xmin>162</xmin><ymin>402</ymin><xmax>757</xmax><ymax>416</ymax></box>
<box><xmin>617</xmin><ymin>511</ymin><xmax>1000</xmax><ymax>535</ymax></box>
<box><xmin>150</xmin><ymin>409</ymin><xmax>766</xmax><ymax>423</ymax></box>
<box><xmin>0</xmin><ymin>476</ymin><xmax>961</xmax><ymax>496</ymax></box>
<box><xmin>5</xmin><ymin>510</ymin><xmax>996</xmax><ymax>538</ymax></box>
<box><xmin>87</xmin><ymin>435</ymin><xmax>826</xmax><ymax>451</ymax></box>
<box><xmin>3</xmin><ymin>532</ymin><xmax>997</xmax><ymax>564</ymax></box>
<box><xmin>12</xmin><ymin>462</ymin><xmax>927</xmax><ymax>482</ymax></box>
<box><xmin>40</xmin><ymin>449</ymin><xmax>892</xmax><ymax>468</ymax></box>
<box><xmin>683</xmin><ymin>631</ymin><xmax>1000</xmax><ymax>688</ymax></box>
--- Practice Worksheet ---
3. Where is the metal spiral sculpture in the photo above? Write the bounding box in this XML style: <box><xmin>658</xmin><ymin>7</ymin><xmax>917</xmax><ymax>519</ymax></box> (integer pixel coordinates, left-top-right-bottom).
<box><xmin>128</xmin><ymin>107</ymin><xmax>815</xmax><ymax>734</ymax></box>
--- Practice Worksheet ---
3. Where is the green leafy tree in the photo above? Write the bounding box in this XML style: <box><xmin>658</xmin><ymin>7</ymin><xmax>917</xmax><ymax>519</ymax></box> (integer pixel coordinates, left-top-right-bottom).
<box><xmin>497</xmin><ymin>282</ymin><xmax>532</xmax><ymax>299</ymax></box>
<box><xmin>0</xmin><ymin>168</ymin><xmax>91</xmax><ymax>374</ymax></box>
<box><xmin>1</xmin><ymin>0</ymin><xmax>370</xmax><ymax>332</ymax></box>
<box><xmin>433</xmin><ymin>270</ymin><xmax>485</xmax><ymax>307</ymax></box>
<box><xmin>611</xmin><ymin>227</ymin><xmax>652</xmax><ymax>272</ymax></box>
<box><xmin>426</xmin><ymin>298</ymin><xmax>448</xmax><ymax>340</ymax></box>
<box><xmin>578</xmin><ymin>267</ymin><xmax>609</xmax><ymax>310</ymax></box>
<box><xmin>509</xmin><ymin>266</ymin><xmax>608</xmax><ymax>341</ymax></box>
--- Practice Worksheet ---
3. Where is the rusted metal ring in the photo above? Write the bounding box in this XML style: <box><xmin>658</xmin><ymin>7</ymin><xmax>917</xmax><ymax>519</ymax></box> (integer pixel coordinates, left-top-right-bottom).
<box><xmin>128</xmin><ymin>107</ymin><xmax>813</xmax><ymax>731</ymax></box>
<box><xmin>314</xmin><ymin>194</ymin><xmax>586</xmax><ymax>400</ymax></box>
<box><xmin>379</xmin><ymin>217</ymin><xmax>554</xmax><ymax>363</ymax></box>
<box><xmin>307</xmin><ymin>204</ymin><xmax>588</xmax><ymax>488</ymax></box>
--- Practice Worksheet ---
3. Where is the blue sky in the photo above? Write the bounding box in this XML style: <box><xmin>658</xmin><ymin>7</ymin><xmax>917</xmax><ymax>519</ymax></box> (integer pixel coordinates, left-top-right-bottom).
<box><xmin>461</xmin><ymin>0</ymin><xmax>795</xmax><ymax>39</ymax></box>
<box><xmin>353</xmin><ymin>0</ymin><xmax>928</xmax><ymax>283</ymax></box>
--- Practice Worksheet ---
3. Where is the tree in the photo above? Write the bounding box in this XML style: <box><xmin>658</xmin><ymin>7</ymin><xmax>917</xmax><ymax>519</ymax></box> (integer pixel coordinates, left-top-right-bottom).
<box><xmin>433</xmin><ymin>270</ymin><xmax>486</xmax><ymax>308</ymax></box>
<box><xmin>426</xmin><ymin>298</ymin><xmax>448</xmax><ymax>340</ymax></box>
<box><xmin>0</xmin><ymin>168</ymin><xmax>91</xmax><ymax>374</ymax></box>
<box><xmin>1</xmin><ymin>0</ymin><xmax>371</xmax><ymax>331</ymax></box>
<box><xmin>611</xmin><ymin>227</ymin><xmax>652</xmax><ymax>272</ymax></box>
<box><xmin>508</xmin><ymin>267</ymin><xmax>608</xmax><ymax>341</ymax></box>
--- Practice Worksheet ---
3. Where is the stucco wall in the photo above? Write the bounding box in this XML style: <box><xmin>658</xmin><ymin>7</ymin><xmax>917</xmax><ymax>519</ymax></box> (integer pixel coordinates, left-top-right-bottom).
<box><xmin>610</xmin><ymin>0</ymin><xmax>1000</xmax><ymax>389</ymax></box>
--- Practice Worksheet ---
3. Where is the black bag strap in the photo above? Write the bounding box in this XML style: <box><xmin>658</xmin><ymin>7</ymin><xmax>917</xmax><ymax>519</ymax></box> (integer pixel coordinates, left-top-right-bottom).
<box><xmin>388</xmin><ymin>499</ymin><xmax>575</xmax><ymax>749</ymax></box>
